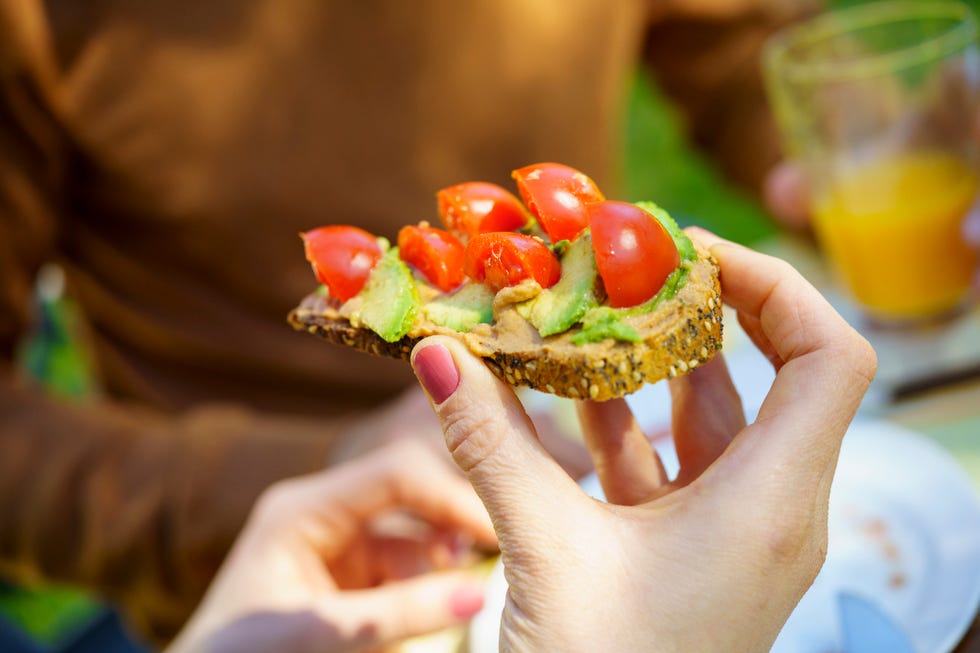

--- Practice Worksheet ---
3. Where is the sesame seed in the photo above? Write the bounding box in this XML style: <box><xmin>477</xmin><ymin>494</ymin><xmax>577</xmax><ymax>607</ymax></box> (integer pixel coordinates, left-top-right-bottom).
<box><xmin>678</xmin><ymin>360</ymin><xmax>689</xmax><ymax>373</ymax></box>
<box><xmin>689</xmin><ymin>358</ymin><xmax>699</xmax><ymax>369</ymax></box>
<box><xmin>581</xmin><ymin>378</ymin><xmax>588</xmax><ymax>389</ymax></box>
<box><xmin>569</xmin><ymin>387</ymin><xmax>580</xmax><ymax>398</ymax></box>
<box><xmin>592</xmin><ymin>359</ymin><xmax>606</xmax><ymax>369</ymax></box>
<box><xmin>513</xmin><ymin>369</ymin><xmax>522</xmax><ymax>381</ymax></box>
<box><xmin>708</xmin><ymin>297</ymin><xmax>715</xmax><ymax>309</ymax></box>
<box><xmin>700</xmin><ymin>347</ymin><xmax>708</xmax><ymax>359</ymax></box>
<box><xmin>526</xmin><ymin>362</ymin><xmax>537</xmax><ymax>371</ymax></box>
<box><xmin>546</xmin><ymin>384</ymin><xmax>555</xmax><ymax>394</ymax></box>
<box><xmin>632</xmin><ymin>371</ymin><xmax>642</xmax><ymax>382</ymax></box>
<box><xmin>618</xmin><ymin>361</ymin><xmax>629</xmax><ymax>375</ymax></box>
<box><xmin>589</xmin><ymin>384</ymin><xmax>599</xmax><ymax>399</ymax></box>
<box><xmin>668</xmin><ymin>365</ymin><xmax>678</xmax><ymax>378</ymax></box>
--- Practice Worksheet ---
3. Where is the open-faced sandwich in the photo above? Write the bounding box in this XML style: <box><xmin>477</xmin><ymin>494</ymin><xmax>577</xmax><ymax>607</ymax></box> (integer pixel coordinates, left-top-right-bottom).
<box><xmin>288</xmin><ymin>163</ymin><xmax>722</xmax><ymax>401</ymax></box>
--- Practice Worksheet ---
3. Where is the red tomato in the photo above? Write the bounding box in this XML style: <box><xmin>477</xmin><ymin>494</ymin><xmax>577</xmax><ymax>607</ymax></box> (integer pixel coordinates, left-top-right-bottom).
<box><xmin>463</xmin><ymin>232</ymin><xmax>561</xmax><ymax>293</ymax></box>
<box><xmin>397</xmin><ymin>224</ymin><xmax>465</xmax><ymax>292</ymax></box>
<box><xmin>512</xmin><ymin>162</ymin><xmax>604</xmax><ymax>243</ymax></box>
<box><xmin>436</xmin><ymin>182</ymin><xmax>530</xmax><ymax>239</ymax></box>
<box><xmin>587</xmin><ymin>201</ymin><xmax>680</xmax><ymax>308</ymax></box>
<box><xmin>302</xmin><ymin>225</ymin><xmax>383</xmax><ymax>302</ymax></box>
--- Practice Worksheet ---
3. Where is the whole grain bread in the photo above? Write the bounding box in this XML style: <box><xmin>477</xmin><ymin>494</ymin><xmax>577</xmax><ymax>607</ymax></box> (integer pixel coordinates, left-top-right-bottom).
<box><xmin>288</xmin><ymin>245</ymin><xmax>722</xmax><ymax>401</ymax></box>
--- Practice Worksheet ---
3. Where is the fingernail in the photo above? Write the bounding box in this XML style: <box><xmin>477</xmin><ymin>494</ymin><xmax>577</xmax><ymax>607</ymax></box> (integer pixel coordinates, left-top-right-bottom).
<box><xmin>413</xmin><ymin>344</ymin><xmax>460</xmax><ymax>404</ymax></box>
<box><xmin>449</xmin><ymin>583</ymin><xmax>485</xmax><ymax>620</ymax></box>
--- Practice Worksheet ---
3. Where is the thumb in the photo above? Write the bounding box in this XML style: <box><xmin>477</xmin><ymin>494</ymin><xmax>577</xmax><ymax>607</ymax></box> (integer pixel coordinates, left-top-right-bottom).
<box><xmin>325</xmin><ymin>570</ymin><xmax>486</xmax><ymax>651</ymax></box>
<box><xmin>410</xmin><ymin>336</ymin><xmax>580</xmax><ymax>538</ymax></box>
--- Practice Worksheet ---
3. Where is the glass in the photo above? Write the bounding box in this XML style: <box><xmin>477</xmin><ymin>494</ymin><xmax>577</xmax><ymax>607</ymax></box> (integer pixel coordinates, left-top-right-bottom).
<box><xmin>764</xmin><ymin>1</ymin><xmax>980</xmax><ymax>325</ymax></box>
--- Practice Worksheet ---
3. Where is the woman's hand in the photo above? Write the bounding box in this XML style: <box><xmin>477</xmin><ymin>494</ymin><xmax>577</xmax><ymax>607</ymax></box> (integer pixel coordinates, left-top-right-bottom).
<box><xmin>411</xmin><ymin>229</ymin><xmax>877</xmax><ymax>652</ymax></box>
<box><xmin>167</xmin><ymin>441</ymin><xmax>496</xmax><ymax>653</ymax></box>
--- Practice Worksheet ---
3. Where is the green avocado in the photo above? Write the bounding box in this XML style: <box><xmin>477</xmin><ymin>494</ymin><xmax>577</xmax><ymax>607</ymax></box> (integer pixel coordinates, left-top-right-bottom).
<box><xmin>634</xmin><ymin>201</ymin><xmax>697</xmax><ymax>262</ymax></box>
<box><xmin>571</xmin><ymin>307</ymin><xmax>641</xmax><ymax>345</ymax></box>
<box><xmin>522</xmin><ymin>231</ymin><xmax>600</xmax><ymax>337</ymax></box>
<box><xmin>423</xmin><ymin>283</ymin><xmax>495</xmax><ymax>332</ymax></box>
<box><xmin>358</xmin><ymin>248</ymin><xmax>420</xmax><ymax>342</ymax></box>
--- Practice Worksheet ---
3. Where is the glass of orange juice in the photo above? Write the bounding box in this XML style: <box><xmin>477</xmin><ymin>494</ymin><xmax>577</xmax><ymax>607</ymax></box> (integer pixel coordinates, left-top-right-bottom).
<box><xmin>764</xmin><ymin>0</ymin><xmax>980</xmax><ymax>325</ymax></box>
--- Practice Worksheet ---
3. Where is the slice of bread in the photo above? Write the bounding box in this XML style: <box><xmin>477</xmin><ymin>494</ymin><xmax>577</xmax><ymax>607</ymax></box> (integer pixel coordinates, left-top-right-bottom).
<box><xmin>288</xmin><ymin>243</ymin><xmax>722</xmax><ymax>401</ymax></box>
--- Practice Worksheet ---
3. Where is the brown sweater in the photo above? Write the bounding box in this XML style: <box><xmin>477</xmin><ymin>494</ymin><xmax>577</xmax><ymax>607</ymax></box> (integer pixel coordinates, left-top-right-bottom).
<box><xmin>0</xmin><ymin>0</ymin><xmax>813</xmax><ymax>642</ymax></box>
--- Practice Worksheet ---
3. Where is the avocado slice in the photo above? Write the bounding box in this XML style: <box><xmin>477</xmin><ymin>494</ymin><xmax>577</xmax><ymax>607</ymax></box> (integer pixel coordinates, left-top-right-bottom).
<box><xmin>358</xmin><ymin>248</ymin><xmax>420</xmax><ymax>342</ymax></box>
<box><xmin>423</xmin><ymin>283</ymin><xmax>495</xmax><ymax>332</ymax></box>
<box><xmin>522</xmin><ymin>231</ymin><xmax>600</xmax><ymax>337</ymax></box>
<box><xmin>634</xmin><ymin>201</ymin><xmax>696</xmax><ymax>262</ymax></box>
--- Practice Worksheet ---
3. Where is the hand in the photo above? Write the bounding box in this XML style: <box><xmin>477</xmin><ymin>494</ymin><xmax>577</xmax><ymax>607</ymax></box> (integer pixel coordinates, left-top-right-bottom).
<box><xmin>410</xmin><ymin>229</ymin><xmax>877</xmax><ymax>652</ymax></box>
<box><xmin>167</xmin><ymin>441</ymin><xmax>496</xmax><ymax>653</ymax></box>
<box><xmin>763</xmin><ymin>160</ymin><xmax>812</xmax><ymax>231</ymax></box>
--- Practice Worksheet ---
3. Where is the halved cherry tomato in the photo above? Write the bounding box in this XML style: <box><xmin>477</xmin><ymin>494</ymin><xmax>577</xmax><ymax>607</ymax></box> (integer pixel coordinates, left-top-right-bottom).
<box><xmin>463</xmin><ymin>232</ymin><xmax>561</xmax><ymax>293</ymax></box>
<box><xmin>587</xmin><ymin>201</ymin><xmax>680</xmax><ymax>308</ymax></box>
<box><xmin>302</xmin><ymin>225</ymin><xmax>383</xmax><ymax>302</ymax></box>
<box><xmin>397</xmin><ymin>224</ymin><xmax>465</xmax><ymax>292</ymax></box>
<box><xmin>512</xmin><ymin>162</ymin><xmax>604</xmax><ymax>243</ymax></box>
<box><xmin>436</xmin><ymin>182</ymin><xmax>530</xmax><ymax>239</ymax></box>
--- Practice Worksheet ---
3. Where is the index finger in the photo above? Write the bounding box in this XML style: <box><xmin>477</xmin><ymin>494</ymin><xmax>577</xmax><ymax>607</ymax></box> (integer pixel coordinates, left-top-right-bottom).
<box><xmin>688</xmin><ymin>229</ymin><xmax>877</xmax><ymax>480</ymax></box>
<box><xmin>254</xmin><ymin>440</ymin><xmax>497</xmax><ymax>553</ymax></box>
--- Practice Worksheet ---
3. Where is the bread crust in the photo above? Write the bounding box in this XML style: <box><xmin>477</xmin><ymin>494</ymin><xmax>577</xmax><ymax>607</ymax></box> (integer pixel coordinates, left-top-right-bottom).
<box><xmin>289</xmin><ymin>247</ymin><xmax>722</xmax><ymax>400</ymax></box>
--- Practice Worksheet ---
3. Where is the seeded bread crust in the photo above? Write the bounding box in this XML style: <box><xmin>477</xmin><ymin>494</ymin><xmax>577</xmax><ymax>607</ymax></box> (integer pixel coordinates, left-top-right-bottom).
<box><xmin>288</xmin><ymin>248</ymin><xmax>722</xmax><ymax>401</ymax></box>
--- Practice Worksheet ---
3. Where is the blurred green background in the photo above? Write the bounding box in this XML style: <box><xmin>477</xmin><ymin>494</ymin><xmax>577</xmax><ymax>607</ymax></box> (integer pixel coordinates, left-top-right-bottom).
<box><xmin>5</xmin><ymin>0</ymin><xmax>980</xmax><ymax>649</ymax></box>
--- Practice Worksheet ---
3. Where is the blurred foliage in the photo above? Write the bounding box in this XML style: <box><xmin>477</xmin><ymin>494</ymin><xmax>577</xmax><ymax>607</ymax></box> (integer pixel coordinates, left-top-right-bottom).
<box><xmin>17</xmin><ymin>294</ymin><xmax>97</xmax><ymax>399</ymax></box>
<box><xmin>623</xmin><ymin>73</ymin><xmax>777</xmax><ymax>245</ymax></box>
<box><xmin>831</xmin><ymin>0</ymin><xmax>980</xmax><ymax>11</ymax></box>
<box><xmin>6</xmin><ymin>277</ymin><xmax>101</xmax><ymax>648</ymax></box>
<box><xmin>0</xmin><ymin>585</ymin><xmax>101</xmax><ymax>649</ymax></box>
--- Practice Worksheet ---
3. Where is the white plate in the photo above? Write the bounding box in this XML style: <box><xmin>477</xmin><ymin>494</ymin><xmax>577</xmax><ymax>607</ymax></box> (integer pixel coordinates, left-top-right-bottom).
<box><xmin>773</xmin><ymin>420</ymin><xmax>980</xmax><ymax>653</ymax></box>
<box><xmin>469</xmin><ymin>420</ymin><xmax>980</xmax><ymax>653</ymax></box>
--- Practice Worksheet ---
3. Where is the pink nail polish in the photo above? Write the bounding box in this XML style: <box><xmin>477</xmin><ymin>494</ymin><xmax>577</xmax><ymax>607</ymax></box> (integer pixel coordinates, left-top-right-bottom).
<box><xmin>413</xmin><ymin>344</ymin><xmax>459</xmax><ymax>404</ymax></box>
<box><xmin>449</xmin><ymin>584</ymin><xmax>485</xmax><ymax>620</ymax></box>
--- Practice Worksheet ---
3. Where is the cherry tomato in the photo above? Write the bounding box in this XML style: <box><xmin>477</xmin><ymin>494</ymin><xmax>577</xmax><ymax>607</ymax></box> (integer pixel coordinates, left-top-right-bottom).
<box><xmin>512</xmin><ymin>162</ymin><xmax>604</xmax><ymax>243</ymax></box>
<box><xmin>436</xmin><ymin>182</ymin><xmax>530</xmax><ymax>239</ymax></box>
<box><xmin>397</xmin><ymin>224</ymin><xmax>466</xmax><ymax>292</ymax></box>
<box><xmin>463</xmin><ymin>232</ymin><xmax>561</xmax><ymax>293</ymax></box>
<box><xmin>302</xmin><ymin>225</ymin><xmax>383</xmax><ymax>302</ymax></box>
<box><xmin>587</xmin><ymin>201</ymin><xmax>680</xmax><ymax>308</ymax></box>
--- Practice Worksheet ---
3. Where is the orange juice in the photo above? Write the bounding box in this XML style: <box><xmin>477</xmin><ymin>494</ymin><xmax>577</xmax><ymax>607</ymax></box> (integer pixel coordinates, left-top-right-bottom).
<box><xmin>813</xmin><ymin>152</ymin><xmax>978</xmax><ymax>320</ymax></box>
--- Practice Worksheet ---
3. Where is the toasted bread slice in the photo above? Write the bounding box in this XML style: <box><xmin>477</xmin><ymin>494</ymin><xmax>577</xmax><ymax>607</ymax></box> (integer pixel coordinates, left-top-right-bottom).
<box><xmin>288</xmin><ymin>243</ymin><xmax>722</xmax><ymax>401</ymax></box>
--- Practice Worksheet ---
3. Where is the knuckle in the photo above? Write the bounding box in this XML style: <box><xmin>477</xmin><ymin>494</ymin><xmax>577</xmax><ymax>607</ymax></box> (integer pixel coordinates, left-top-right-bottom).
<box><xmin>850</xmin><ymin>333</ymin><xmax>878</xmax><ymax>385</ymax></box>
<box><xmin>252</xmin><ymin>479</ymin><xmax>301</xmax><ymax>521</ymax></box>
<box><xmin>833</xmin><ymin>330</ymin><xmax>878</xmax><ymax>391</ymax></box>
<box><xmin>751</xmin><ymin>503</ymin><xmax>825</xmax><ymax>570</ymax></box>
<box><xmin>441</xmin><ymin>407</ymin><xmax>506</xmax><ymax>474</ymax></box>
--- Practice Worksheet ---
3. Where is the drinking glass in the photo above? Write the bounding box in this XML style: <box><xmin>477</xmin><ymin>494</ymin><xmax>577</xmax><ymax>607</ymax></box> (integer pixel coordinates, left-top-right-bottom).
<box><xmin>764</xmin><ymin>0</ymin><xmax>980</xmax><ymax>325</ymax></box>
